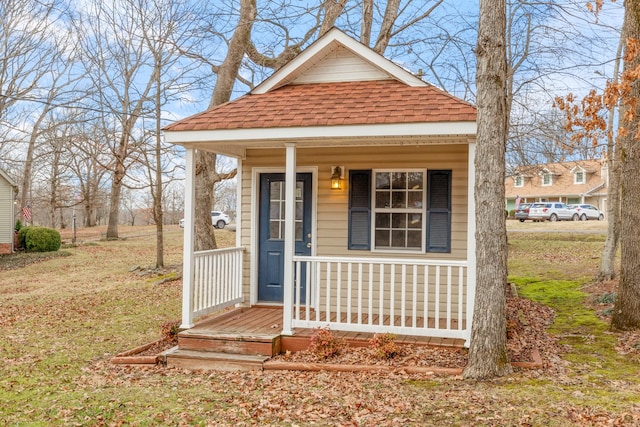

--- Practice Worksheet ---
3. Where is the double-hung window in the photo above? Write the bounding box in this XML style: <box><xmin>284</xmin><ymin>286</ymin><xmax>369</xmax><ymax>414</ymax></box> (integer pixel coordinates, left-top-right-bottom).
<box><xmin>348</xmin><ymin>169</ymin><xmax>451</xmax><ymax>253</ymax></box>
<box><xmin>374</xmin><ymin>170</ymin><xmax>424</xmax><ymax>251</ymax></box>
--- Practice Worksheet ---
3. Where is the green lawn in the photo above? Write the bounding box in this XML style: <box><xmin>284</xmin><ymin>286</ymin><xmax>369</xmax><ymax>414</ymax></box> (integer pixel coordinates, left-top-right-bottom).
<box><xmin>0</xmin><ymin>226</ymin><xmax>638</xmax><ymax>426</ymax></box>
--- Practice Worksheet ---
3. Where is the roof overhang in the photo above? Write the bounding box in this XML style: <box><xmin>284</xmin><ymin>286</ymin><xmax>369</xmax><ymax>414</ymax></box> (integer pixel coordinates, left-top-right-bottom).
<box><xmin>164</xmin><ymin>121</ymin><xmax>477</xmax><ymax>158</ymax></box>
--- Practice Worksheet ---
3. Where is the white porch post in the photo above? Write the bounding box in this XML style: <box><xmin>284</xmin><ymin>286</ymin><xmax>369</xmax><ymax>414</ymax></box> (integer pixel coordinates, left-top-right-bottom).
<box><xmin>465</xmin><ymin>142</ymin><xmax>477</xmax><ymax>347</ymax></box>
<box><xmin>282</xmin><ymin>143</ymin><xmax>296</xmax><ymax>335</ymax></box>
<box><xmin>181</xmin><ymin>147</ymin><xmax>196</xmax><ymax>329</ymax></box>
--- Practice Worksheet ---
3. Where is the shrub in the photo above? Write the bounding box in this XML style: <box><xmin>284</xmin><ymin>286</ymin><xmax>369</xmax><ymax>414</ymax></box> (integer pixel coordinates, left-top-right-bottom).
<box><xmin>14</xmin><ymin>220</ymin><xmax>22</xmax><ymax>232</ymax></box>
<box><xmin>17</xmin><ymin>226</ymin><xmax>31</xmax><ymax>249</ymax></box>
<box><xmin>508</xmin><ymin>209</ymin><xmax>516</xmax><ymax>218</ymax></box>
<box><xmin>369</xmin><ymin>333</ymin><xmax>400</xmax><ymax>359</ymax></box>
<box><xmin>308</xmin><ymin>327</ymin><xmax>346</xmax><ymax>360</ymax></box>
<box><xmin>20</xmin><ymin>226</ymin><xmax>61</xmax><ymax>253</ymax></box>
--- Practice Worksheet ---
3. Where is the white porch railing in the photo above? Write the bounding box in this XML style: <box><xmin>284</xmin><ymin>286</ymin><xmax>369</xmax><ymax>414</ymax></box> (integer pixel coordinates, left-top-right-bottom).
<box><xmin>191</xmin><ymin>247</ymin><xmax>244</xmax><ymax>318</ymax></box>
<box><xmin>292</xmin><ymin>255</ymin><xmax>469</xmax><ymax>342</ymax></box>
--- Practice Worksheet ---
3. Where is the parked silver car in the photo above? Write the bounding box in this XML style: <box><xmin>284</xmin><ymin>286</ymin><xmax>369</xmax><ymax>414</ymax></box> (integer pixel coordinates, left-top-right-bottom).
<box><xmin>569</xmin><ymin>204</ymin><xmax>605</xmax><ymax>221</ymax></box>
<box><xmin>179</xmin><ymin>211</ymin><xmax>231</xmax><ymax>229</ymax></box>
<box><xmin>528</xmin><ymin>202</ymin><xmax>579</xmax><ymax>222</ymax></box>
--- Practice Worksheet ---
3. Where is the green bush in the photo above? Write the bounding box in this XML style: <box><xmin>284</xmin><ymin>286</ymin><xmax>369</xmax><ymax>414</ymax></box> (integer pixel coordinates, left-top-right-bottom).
<box><xmin>14</xmin><ymin>220</ymin><xmax>22</xmax><ymax>232</ymax></box>
<box><xmin>509</xmin><ymin>209</ymin><xmax>516</xmax><ymax>218</ymax></box>
<box><xmin>17</xmin><ymin>226</ymin><xmax>31</xmax><ymax>249</ymax></box>
<box><xmin>19</xmin><ymin>226</ymin><xmax>61</xmax><ymax>252</ymax></box>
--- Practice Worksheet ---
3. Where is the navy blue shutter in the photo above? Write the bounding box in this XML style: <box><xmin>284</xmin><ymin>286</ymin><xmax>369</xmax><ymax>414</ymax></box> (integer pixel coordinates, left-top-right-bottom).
<box><xmin>426</xmin><ymin>170</ymin><xmax>451</xmax><ymax>253</ymax></box>
<box><xmin>348</xmin><ymin>170</ymin><xmax>371</xmax><ymax>250</ymax></box>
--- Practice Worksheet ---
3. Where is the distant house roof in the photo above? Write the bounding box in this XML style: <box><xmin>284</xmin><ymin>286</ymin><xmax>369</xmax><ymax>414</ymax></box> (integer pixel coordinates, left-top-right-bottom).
<box><xmin>505</xmin><ymin>159</ymin><xmax>606</xmax><ymax>199</ymax></box>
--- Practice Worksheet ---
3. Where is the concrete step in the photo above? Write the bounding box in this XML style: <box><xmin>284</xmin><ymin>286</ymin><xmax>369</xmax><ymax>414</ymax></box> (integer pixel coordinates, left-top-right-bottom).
<box><xmin>162</xmin><ymin>347</ymin><xmax>270</xmax><ymax>371</ymax></box>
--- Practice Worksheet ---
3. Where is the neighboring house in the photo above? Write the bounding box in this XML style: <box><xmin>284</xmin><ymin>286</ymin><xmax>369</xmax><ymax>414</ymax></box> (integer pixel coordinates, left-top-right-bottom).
<box><xmin>163</xmin><ymin>28</ymin><xmax>478</xmax><ymax>362</ymax></box>
<box><xmin>505</xmin><ymin>159</ymin><xmax>608</xmax><ymax>213</ymax></box>
<box><xmin>0</xmin><ymin>169</ymin><xmax>18</xmax><ymax>254</ymax></box>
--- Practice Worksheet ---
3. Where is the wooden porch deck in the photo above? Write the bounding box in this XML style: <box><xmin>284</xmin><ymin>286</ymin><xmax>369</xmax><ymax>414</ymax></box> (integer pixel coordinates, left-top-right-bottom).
<box><xmin>164</xmin><ymin>306</ymin><xmax>464</xmax><ymax>370</ymax></box>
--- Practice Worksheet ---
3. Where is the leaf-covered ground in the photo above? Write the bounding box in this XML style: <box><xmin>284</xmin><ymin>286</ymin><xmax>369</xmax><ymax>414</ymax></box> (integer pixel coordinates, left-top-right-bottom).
<box><xmin>2</xmin><ymin>224</ymin><xmax>640</xmax><ymax>426</ymax></box>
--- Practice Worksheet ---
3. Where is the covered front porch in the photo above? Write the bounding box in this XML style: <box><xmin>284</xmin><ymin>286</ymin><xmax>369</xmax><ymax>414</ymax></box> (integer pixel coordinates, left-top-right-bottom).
<box><xmin>178</xmin><ymin>212</ymin><xmax>474</xmax><ymax>347</ymax></box>
<box><xmin>166</xmin><ymin>305</ymin><xmax>465</xmax><ymax>371</ymax></box>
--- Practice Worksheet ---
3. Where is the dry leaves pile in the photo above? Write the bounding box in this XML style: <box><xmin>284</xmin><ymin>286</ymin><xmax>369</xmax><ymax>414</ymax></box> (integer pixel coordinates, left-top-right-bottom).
<box><xmin>271</xmin><ymin>295</ymin><xmax>563</xmax><ymax>372</ymax></box>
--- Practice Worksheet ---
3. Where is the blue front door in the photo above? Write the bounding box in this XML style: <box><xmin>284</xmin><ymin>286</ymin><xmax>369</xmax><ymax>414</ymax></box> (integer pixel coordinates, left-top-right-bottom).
<box><xmin>258</xmin><ymin>173</ymin><xmax>312</xmax><ymax>303</ymax></box>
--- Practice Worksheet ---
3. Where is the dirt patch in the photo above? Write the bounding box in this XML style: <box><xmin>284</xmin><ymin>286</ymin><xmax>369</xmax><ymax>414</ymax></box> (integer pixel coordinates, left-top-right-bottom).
<box><xmin>0</xmin><ymin>251</ymin><xmax>72</xmax><ymax>271</ymax></box>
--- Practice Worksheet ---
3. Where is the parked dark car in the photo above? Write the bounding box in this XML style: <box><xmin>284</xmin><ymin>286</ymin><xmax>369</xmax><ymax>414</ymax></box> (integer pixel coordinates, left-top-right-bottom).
<box><xmin>514</xmin><ymin>203</ymin><xmax>532</xmax><ymax>222</ymax></box>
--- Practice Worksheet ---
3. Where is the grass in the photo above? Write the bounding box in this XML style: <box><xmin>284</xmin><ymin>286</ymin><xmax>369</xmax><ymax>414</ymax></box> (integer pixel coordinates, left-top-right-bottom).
<box><xmin>1</xmin><ymin>225</ymin><xmax>639</xmax><ymax>425</ymax></box>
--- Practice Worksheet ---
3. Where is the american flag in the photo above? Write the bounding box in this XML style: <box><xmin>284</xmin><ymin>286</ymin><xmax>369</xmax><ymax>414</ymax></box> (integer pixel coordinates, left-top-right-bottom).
<box><xmin>22</xmin><ymin>206</ymin><xmax>32</xmax><ymax>221</ymax></box>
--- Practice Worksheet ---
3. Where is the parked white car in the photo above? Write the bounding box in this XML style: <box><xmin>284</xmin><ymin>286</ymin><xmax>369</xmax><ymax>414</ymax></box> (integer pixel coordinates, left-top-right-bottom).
<box><xmin>179</xmin><ymin>211</ymin><xmax>231</xmax><ymax>229</ymax></box>
<box><xmin>528</xmin><ymin>202</ymin><xmax>578</xmax><ymax>222</ymax></box>
<box><xmin>569</xmin><ymin>204</ymin><xmax>605</xmax><ymax>221</ymax></box>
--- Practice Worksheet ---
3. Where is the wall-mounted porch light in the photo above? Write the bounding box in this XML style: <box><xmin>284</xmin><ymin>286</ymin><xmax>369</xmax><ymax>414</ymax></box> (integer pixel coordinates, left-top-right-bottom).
<box><xmin>330</xmin><ymin>165</ymin><xmax>344</xmax><ymax>190</ymax></box>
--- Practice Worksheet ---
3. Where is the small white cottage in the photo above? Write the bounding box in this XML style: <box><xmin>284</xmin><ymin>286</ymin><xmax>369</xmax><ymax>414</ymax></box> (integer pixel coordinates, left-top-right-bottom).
<box><xmin>0</xmin><ymin>169</ymin><xmax>18</xmax><ymax>254</ymax></box>
<box><xmin>162</xmin><ymin>28</ymin><xmax>478</xmax><ymax>367</ymax></box>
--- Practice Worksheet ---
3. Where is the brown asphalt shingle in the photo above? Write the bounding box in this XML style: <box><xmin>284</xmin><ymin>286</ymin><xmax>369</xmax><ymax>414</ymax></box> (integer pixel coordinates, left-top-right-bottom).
<box><xmin>164</xmin><ymin>80</ymin><xmax>476</xmax><ymax>132</ymax></box>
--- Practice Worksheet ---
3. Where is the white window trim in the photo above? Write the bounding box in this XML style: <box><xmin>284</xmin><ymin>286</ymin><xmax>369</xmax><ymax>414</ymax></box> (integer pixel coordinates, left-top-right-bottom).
<box><xmin>371</xmin><ymin>168</ymin><xmax>426</xmax><ymax>254</ymax></box>
<box><xmin>514</xmin><ymin>175</ymin><xmax>524</xmax><ymax>188</ymax></box>
<box><xmin>541</xmin><ymin>173</ymin><xmax>552</xmax><ymax>186</ymax></box>
<box><xmin>574</xmin><ymin>170</ymin><xmax>586</xmax><ymax>184</ymax></box>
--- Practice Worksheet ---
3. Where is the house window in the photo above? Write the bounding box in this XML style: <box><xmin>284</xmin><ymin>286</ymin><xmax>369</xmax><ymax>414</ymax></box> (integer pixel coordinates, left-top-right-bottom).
<box><xmin>374</xmin><ymin>171</ymin><xmax>424</xmax><ymax>251</ymax></box>
<box><xmin>542</xmin><ymin>173</ymin><xmax>552</xmax><ymax>186</ymax></box>
<box><xmin>574</xmin><ymin>171</ymin><xmax>585</xmax><ymax>184</ymax></box>
<box><xmin>348</xmin><ymin>169</ymin><xmax>451</xmax><ymax>253</ymax></box>
<box><xmin>514</xmin><ymin>175</ymin><xmax>524</xmax><ymax>187</ymax></box>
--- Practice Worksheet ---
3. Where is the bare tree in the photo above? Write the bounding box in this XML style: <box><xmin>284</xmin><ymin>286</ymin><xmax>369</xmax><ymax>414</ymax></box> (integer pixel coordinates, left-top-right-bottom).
<box><xmin>137</xmin><ymin>0</ymin><xmax>198</xmax><ymax>267</ymax></box>
<box><xmin>464</xmin><ymin>0</ymin><xmax>512</xmax><ymax>380</ymax></box>
<box><xmin>0</xmin><ymin>0</ymin><xmax>78</xmax><ymax>223</ymax></box>
<box><xmin>76</xmin><ymin>0</ymin><xmax>159</xmax><ymax>239</ymax></box>
<box><xmin>594</xmin><ymin>31</ymin><xmax>624</xmax><ymax>282</ymax></box>
<box><xmin>68</xmin><ymin>122</ymin><xmax>113</xmax><ymax>227</ymax></box>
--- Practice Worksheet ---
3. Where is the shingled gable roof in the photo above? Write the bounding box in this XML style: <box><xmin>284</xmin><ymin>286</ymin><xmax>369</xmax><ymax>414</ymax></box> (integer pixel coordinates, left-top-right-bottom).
<box><xmin>164</xmin><ymin>28</ymin><xmax>476</xmax><ymax>137</ymax></box>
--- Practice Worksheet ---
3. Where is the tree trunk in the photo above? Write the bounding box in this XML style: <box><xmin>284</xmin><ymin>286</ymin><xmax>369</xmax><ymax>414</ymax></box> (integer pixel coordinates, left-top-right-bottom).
<box><xmin>360</xmin><ymin>0</ymin><xmax>373</xmax><ymax>46</ymax></box>
<box><xmin>106</xmin><ymin>133</ymin><xmax>128</xmax><ymax>239</ymax></box>
<box><xmin>194</xmin><ymin>0</ymin><xmax>256</xmax><ymax>252</ymax></box>
<box><xmin>612</xmin><ymin>0</ymin><xmax>640</xmax><ymax>330</ymax></box>
<box><xmin>597</xmin><ymin>32</ymin><xmax>625</xmax><ymax>282</ymax></box>
<box><xmin>373</xmin><ymin>0</ymin><xmax>401</xmax><ymax>54</ymax></box>
<box><xmin>597</xmin><ymin>150</ymin><xmax>621</xmax><ymax>281</ymax></box>
<box><xmin>463</xmin><ymin>0</ymin><xmax>512</xmax><ymax>380</ymax></box>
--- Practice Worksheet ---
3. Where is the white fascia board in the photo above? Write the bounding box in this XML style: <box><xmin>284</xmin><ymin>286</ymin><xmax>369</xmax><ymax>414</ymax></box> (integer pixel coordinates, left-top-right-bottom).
<box><xmin>253</xmin><ymin>28</ymin><xmax>425</xmax><ymax>95</ymax></box>
<box><xmin>163</xmin><ymin>122</ymin><xmax>477</xmax><ymax>145</ymax></box>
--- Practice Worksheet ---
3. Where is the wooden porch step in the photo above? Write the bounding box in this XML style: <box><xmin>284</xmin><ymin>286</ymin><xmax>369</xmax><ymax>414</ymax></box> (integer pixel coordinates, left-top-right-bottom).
<box><xmin>162</xmin><ymin>348</ymin><xmax>270</xmax><ymax>371</ymax></box>
<box><xmin>178</xmin><ymin>330</ymin><xmax>282</xmax><ymax>357</ymax></box>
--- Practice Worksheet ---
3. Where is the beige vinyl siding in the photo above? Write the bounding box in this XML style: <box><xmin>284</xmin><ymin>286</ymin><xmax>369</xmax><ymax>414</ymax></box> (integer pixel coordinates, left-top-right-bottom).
<box><xmin>239</xmin><ymin>143</ymin><xmax>470</xmax><ymax>304</ymax></box>
<box><xmin>0</xmin><ymin>177</ymin><xmax>14</xmax><ymax>246</ymax></box>
<box><xmin>293</xmin><ymin>45</ymin><xmax>391</xmax><ymax>84</ymax></box>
